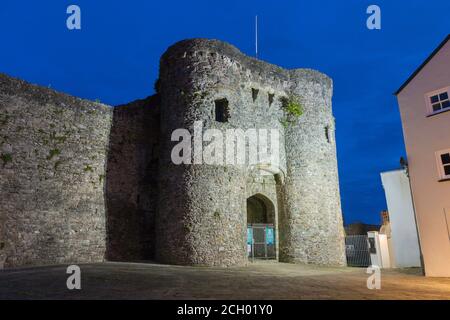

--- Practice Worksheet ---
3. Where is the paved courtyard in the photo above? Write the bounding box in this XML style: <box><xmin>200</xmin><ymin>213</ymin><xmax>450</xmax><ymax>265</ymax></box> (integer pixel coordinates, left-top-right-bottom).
<box><xmin>1</xmin><ymin>261</ymin><xmax>450</xmax><ymax>299</ymax></box>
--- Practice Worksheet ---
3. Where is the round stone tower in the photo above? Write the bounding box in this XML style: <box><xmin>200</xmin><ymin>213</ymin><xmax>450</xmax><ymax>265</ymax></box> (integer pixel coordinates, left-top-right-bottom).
<box><xmin>156</xmin><ymin>38</ymin><xmax>346</xmax><ymax>267</ymax></box>
<box><xmin>280</xmin><ymin>69</ymin><xmax>346</xmax><ymax>265</ymax></box>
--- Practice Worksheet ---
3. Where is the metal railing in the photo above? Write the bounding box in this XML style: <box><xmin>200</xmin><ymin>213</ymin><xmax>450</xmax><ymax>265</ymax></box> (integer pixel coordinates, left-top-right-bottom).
<box><xmin>345</xmin><ymin>235</ymin><xmax>371</xmax><ymax>267</ymax></box>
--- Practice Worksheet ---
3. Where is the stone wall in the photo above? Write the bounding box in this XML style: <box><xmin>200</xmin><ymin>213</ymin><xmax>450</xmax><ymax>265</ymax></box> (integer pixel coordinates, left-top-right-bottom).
<box><xmin>105</xmin><ymin>96</ymin><xmax>160</xmax><ymax>261</ymax></box>
<box><xmin>0</xmin><ymin>38</ymin><xmax>346</xmax><ymax>269</ymax></box>
<box><xmin>0</xmin><ymin>73</ymin><xmax>112</xmax><ymax>268</ymax></box>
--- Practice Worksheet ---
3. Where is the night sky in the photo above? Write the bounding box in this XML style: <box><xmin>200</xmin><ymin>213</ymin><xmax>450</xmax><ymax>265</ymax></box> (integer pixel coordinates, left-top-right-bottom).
<box><xmin>1</xmin><ymin>0</ymin><xmax>449</xmax><ymax>225</ymax></box>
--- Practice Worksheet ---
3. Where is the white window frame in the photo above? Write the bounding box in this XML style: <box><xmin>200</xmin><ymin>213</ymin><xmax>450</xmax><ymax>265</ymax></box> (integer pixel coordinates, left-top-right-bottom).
<box><xmin>436</xmin><ymin>149</ymin><xmax>450</xmax><ymax>180</ymax></box>
<box><xmin>425</xmin><ymin>86</ymin><xmax>450</xmax><ymax>115</ymax></box>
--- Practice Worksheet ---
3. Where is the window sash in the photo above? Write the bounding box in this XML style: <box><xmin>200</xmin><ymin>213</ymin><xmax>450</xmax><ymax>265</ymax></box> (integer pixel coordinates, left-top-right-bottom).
<box><xmin>437</xmin><ymin>150</ymin><xmax>450</xmax><ymax>179</ymax></box>
<box><xmin>427</xmin><ymin>87</ymin><xmax>450</xmax><ymax>114</ymax></box>
<box><xmin>444</xmin><ymin>164</ymin><xmax>450</xmax><ymax>177</ymax></box>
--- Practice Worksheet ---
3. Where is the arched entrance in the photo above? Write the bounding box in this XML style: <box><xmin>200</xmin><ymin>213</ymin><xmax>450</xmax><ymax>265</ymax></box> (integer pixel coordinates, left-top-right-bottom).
<box><xmin>247</xmin><ymin>194</ymin><xmax>277</xmax><ymax>260</ymax></box>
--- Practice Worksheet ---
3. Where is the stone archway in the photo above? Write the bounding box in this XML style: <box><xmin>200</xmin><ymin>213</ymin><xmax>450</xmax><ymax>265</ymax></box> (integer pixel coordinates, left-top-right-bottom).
<box><xmin>246</xmin><ymin>193</ymin><xmax>277</xmax><ymax>260</ymax></box>
<box><xmin>247</xmin><ymin>194</ymin><xmax>275</xmax><ymax>224</ymax></box>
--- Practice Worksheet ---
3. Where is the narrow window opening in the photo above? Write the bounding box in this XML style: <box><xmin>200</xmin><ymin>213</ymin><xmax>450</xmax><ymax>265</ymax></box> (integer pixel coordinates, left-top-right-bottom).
<box><xmin>325</xmin><ymin>126</ymin><xmax>331</xmax><ymax>143</ymax></box>
<box><xmin>215</xmin><ymin>98</ymin><xmax>229</xmax><ymax>123</ymax></box>
<box><xmin>268</xmin><ymin>93</ymin><xmax>275</xmax><ymax>106</ymax></box>
<box><xmin>252</xmin><ymin>88</ymin><xmax>259</xmax><ymax>102</ymax></box>
<box><xmin>274</xmin><ymin>173</ymin><xmax>283</xmax><ymax>185</ymax></box>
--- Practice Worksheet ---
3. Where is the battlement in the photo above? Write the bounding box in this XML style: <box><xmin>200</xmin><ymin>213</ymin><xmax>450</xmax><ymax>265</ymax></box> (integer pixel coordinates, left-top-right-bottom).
<box><xmin>159</xmin><ymin>38</ymin><xmax>333</xmax><ymax>121</ymax></box>
<box><xmin>161</xmin><ymin>38</ymin><xmax>331</xmax><ymax>86</ymax></box>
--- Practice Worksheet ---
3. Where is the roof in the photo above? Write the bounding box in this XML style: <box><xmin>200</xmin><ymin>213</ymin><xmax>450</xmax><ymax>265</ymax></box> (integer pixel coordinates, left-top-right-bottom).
<box><xmin>394</xmin><ymin>34</ymin><xmax>450</xmax><ymax>95</ymax></box>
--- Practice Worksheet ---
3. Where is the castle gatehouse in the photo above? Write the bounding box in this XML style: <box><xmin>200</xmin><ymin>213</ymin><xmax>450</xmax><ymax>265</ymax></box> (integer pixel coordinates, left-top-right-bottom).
<box><xmin>0</xmin><ymin>39</ymin><xmax>346</xmax><ymax>268</ymax></box>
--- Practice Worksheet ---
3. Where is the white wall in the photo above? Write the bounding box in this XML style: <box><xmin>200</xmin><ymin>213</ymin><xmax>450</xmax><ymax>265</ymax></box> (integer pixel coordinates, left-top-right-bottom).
<box><xmin>381</xmin><ymin>170</ymin><xmax>421</xmax><ymax>268</ymax></box>
<box><xmin>396</xmin><ymin>39</ymin><xmax>450</xmax><ymax>276</ymax></box>
<box><xmin>368</xmin><ymin>231</ymin><xmax>391</xmax><ymax>268</ymax></box>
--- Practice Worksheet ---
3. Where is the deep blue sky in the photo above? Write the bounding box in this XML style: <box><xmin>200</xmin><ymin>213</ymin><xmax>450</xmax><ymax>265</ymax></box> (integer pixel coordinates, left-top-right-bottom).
<box><xmin>1</xmin><ymin>1</ymin><xmax>449</xmax><ymax>225</ymax></box>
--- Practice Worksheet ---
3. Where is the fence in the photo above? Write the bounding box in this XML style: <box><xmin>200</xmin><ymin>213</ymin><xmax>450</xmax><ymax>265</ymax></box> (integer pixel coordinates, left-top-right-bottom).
<box><xmin>345</xmin><ymin>235</ymin><xmax>371</xmax><ymax>267</ymax></box>
<box><xmin>247</xmin><ymin>224</ymin><xmax>276</xmax><ymax>259</ymax></box>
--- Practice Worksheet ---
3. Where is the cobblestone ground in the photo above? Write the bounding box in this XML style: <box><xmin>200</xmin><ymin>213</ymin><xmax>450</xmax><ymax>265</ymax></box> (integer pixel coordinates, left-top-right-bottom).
<box><xmin>0</xmin><ymin>261</ymin><xmax>449</xmax><ymax>299</ymax></box>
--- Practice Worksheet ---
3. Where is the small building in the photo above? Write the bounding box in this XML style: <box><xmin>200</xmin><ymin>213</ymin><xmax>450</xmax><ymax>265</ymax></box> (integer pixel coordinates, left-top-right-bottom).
<box><xmin>395</xmin><ymin>34</ymin><xmax>450</xmax><ymax>277</ymax></box>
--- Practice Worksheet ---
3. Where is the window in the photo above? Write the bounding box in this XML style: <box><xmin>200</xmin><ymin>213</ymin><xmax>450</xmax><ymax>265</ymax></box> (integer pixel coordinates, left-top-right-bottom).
<box><xmin>214</xmin><ymin>98</ymin><xmax>229</xmax><ymax>122</ymax></box>
<box><xmin>436</xmin><ymin>149</ymin><xmax>450</xmax><ymax>180</ymax></box>
<box><xmin>268</xmin><ymin>93</ymin><xmax>274</xmax><ymax>106</ymax></box>
<box><xmin>427</xmin><ymin>87</ymin><xmax>450</xmax><ymax>114</ymax></box>
<box><xmin>251</xmin><ymin>88</ymin><xmax>259</xmax><ymax>102</ymax></box>
<box><xmin>325</xmin><ymin>126</ymin><xmax>331</xmax><ymax>143</ymax></box>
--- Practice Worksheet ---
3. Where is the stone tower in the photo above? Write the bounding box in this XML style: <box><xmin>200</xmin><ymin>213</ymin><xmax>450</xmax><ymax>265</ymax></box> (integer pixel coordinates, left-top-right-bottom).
<box><xmin>156</xmin><ymin>39</ymin><xmax>346</xmax><ymax>267</ymax></box>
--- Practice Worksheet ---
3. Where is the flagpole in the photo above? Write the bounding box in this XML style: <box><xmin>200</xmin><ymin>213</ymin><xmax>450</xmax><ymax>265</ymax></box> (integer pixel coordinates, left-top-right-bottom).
<box><xmin>255</xmin><ymin>15</ymin><xmax>258</xmax><ymax>58</ymax></box>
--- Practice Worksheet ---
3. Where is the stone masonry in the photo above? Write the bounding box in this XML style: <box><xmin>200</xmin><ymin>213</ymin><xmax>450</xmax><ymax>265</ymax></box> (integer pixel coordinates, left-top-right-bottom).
<box><xmin>0</xmin><ymin>74</ymin><xmax>111</xmax><ymax>267</ymax></box>
<box><xmin>0</xmin><ymin>38</ymin><xmax>346</xmax><ymax>268</ymax></box>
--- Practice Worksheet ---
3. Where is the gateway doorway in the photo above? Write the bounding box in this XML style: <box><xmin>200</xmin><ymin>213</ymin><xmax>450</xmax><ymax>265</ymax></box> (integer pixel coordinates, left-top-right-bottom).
<box><xmin>247</xmin><ymin>194</ymin><xmax>276</xmax><ymax>260</ymax></box>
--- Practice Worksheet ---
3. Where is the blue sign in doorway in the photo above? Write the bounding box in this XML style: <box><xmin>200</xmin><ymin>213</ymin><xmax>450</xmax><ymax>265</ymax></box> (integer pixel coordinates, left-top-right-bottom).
<box><xmin>266</xmin><ymin>227</ymin><xmax>274</xmax><ymax>245</ymax></box>
<box><xmin>247</xmin><ymin>227</ymin><xmax>253</xmax><ymax>245</ymax></box>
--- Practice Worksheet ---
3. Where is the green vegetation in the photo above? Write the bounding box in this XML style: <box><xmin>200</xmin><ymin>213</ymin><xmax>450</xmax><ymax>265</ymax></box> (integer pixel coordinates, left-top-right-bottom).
<box><xmin>282</xmin><ymin>96</ymin><xmax>303</xmax><ymax>117</ymax></box>
<box><xmin>279</xmin><ymin>96</ymin><xmax>304</xmax><ymax>127</ymax></box>
<box><xmin>46</xmin><ymin>149</ymin><xmax>60</xmax><ymax>160</ymax></box>
<box><xmin>49</xmin><ymin>131</ymin><xmax>67</xmax><ymax>144</ymax></box>
<box><xmin>84</xmin><ymin>164</ymin><xmax>93</xmax><ymax>172</ymax></box>
<box><xmin>39</xmin><ymin>130</ymin><xmax>69</xmax><ymax>163</ymax></box>
<box><xmin>39</xmin><ymin>129</ymin><xmax>68</xmax><ymax>145</ymax></box>
<box><xmin>1</xmin><ymin>153</ymin><xmax>12</xmax><ymax>167</ymax></box>
<box><xmin>279</xmin><ymin>118</ymin><xmax>290</xmax><ymax>129</ymax></box>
